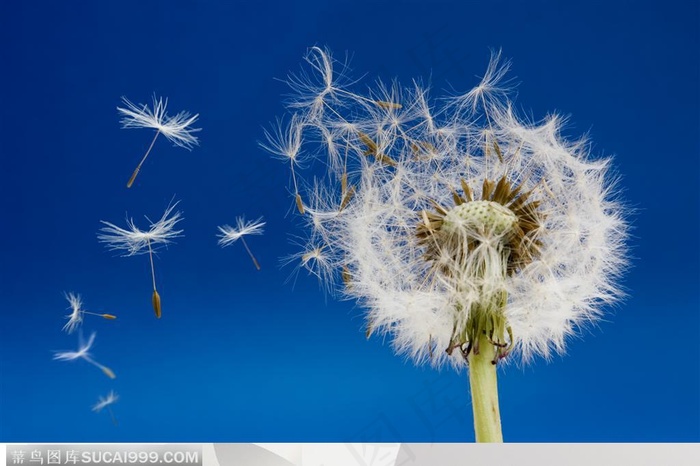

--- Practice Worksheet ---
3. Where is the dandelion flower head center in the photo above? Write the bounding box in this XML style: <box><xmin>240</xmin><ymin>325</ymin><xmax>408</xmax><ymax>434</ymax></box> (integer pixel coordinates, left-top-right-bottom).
<box><xmin>417</xmin><ymin>176</ymin><xmax>544</xmax><ymax>285</ymax></box>
<box><xmin>416</xmin><ymin>177</ymin><xmax>546</xmax><ymax>363</ymax></box>
<box><xmin>442</xmin><ymin>200</ymin><xmax>518</xmax><ymax>238</ymax></box>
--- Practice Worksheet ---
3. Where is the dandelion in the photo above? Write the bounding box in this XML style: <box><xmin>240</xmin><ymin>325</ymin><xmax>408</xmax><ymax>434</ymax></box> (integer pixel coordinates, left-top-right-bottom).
<box><xmin>98</xmin><ymin>201</ymin><xmax>184</xmax><ymax>318</ymax></box>
<box><xmin>92</xmin><ymin>390</ymin><xmax>119</xmax><ymax>425</ymax></box>
<box><xmin>62</xmin><ymin>292</ymin><xmax>117</xmax><ymax>334</ymax></box>
<box><xmin>118</xmin><ymin>95</ymin><xmax>200</xmax><ymax>188</ymax></box>
<box><xmin>218</xmin><ymin>217</ymin><xmax>265</xmax><ymax>270</ymax></box>
<box><xmin>53</xmin><ymin>332</ymin><xmax>116</xmax><ymax>379</ymax></box>
<box><xmin>267</xmin><ymin>48</ymin><xmax>629</xmax><ymax>442</ymax></box>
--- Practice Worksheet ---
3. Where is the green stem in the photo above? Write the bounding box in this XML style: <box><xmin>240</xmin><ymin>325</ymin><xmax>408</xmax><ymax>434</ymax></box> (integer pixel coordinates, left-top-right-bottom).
<box><xmin>467</xmin><ymin>333</ymin><xmax>503</xmax><ymax>442</ymax></box>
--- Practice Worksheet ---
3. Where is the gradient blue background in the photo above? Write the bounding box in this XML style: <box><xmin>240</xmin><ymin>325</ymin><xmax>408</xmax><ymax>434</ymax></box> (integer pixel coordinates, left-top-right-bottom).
<box><xmin>1</xmin><ymin>0</ymin><xmax>698</xmax><ymax>442</ymax></box>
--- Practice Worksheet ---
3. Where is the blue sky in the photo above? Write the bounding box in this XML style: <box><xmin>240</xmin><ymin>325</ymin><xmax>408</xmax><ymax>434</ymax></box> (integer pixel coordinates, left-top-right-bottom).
<box><xmin>1</xmin><ymin>0</ymin><xmax>698</xmax><ymax>442</ymax></box>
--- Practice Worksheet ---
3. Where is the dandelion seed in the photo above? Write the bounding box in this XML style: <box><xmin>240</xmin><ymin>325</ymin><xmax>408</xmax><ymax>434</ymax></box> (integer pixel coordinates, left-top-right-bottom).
<box><xmin>62</xmin><ymin>292</ymin><xmax>117</xmax><ymax>334</ymax></box>
<box><xmin>287</xmin><ymin>46</ymin><xmax>357</xmax><ymax>119</ymax></box>
<box><xmin>342</xmin><ymin>264</ymin><xmax>352</xmax><ymax>286</ymax></box>
<box><xmin>218</xmin><ymin>217</ymin><xmax>265</xmax><ymax>270</ymax></box>
<box><xmin>374</xmin><ymin>100</ymin><xmax>402</xmax><ymax>110</ymax></box>
<box><xmin>410</xmin><ymin>141</ymin><xmax>438</xmax><ymax>160</ymax></box>
<box><xmin>268</xmin><ymin>47</ymin><xmax>629</xmax><ymax>442</ymax></box>
<box><xmin>118</xmin><ymin>95</ymin><xmax>200</xmax><ymax>188</ymax></box>
<box><xmin>98</xmin><ymin>201</ymin><xmax>183</xmax><ymax>318</ymax></box>
<box><xmin>339</xmin><ymin>185</ymin><xmax>355</xmax><ymax>212</ymax></box>
<box><xmin>54</xmin><ymin>332</ymin><xmax>116</xmax><ymax>379</ymax></box>
<box><xmin>295</xmin><ymin>194</ymin><xmax>305</xmax><ymax>215</ymax></box>
<box><xmin>279</xmin><ymin>240</ymin><xmax>336</xmax><ymax>295</ymax></box>
<box><xmin>340</xmin><ymin>172</ymin><xmax>348</xmax><ymax>195</ymax></box>
<box><xmin>357</xmin><ymin>132</ymin><xmax>397</xmax><ymax>167</ymax></box>
<box><xmin>92</xmin><ymin>390</ymin><xmax>119</xmax><ymax>412</ymax></box>
<box><xmin>92</xmin><ymin>390</ymin><xmax>119</xmax><ymax>425</ymax></box>
<box><xmin>357</xmin><ymin>132</ymin><xmax>378</xmax><ymax>155</ymax></box>
<box><xmin>454</xmin><ymin>49</ymin><xmax>514</xmax><ymax>113</ymax></box>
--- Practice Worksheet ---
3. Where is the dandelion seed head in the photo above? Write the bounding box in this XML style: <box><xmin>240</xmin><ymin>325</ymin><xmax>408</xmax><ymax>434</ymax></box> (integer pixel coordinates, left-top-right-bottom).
<box><xmin>269</xmin><ymin>48</ymin><xmax>629</xmax><ymax>368</ymax></box>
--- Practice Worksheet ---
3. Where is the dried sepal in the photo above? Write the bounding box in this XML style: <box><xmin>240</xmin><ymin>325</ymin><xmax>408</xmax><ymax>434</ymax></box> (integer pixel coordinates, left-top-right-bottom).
<box><xmin>452</xmin><ymin>188</ymin><xmax>464</xmax><ymax>206</ymax></box>
<box><xmin>482</xmin><ymin>178</ymin><xmax>495</xmax><ymax>200</ymax></box>
<box><xmin>460</xmin><ymin>179</ymin><xmax>473</xmax><ymax>202</ymax></box>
